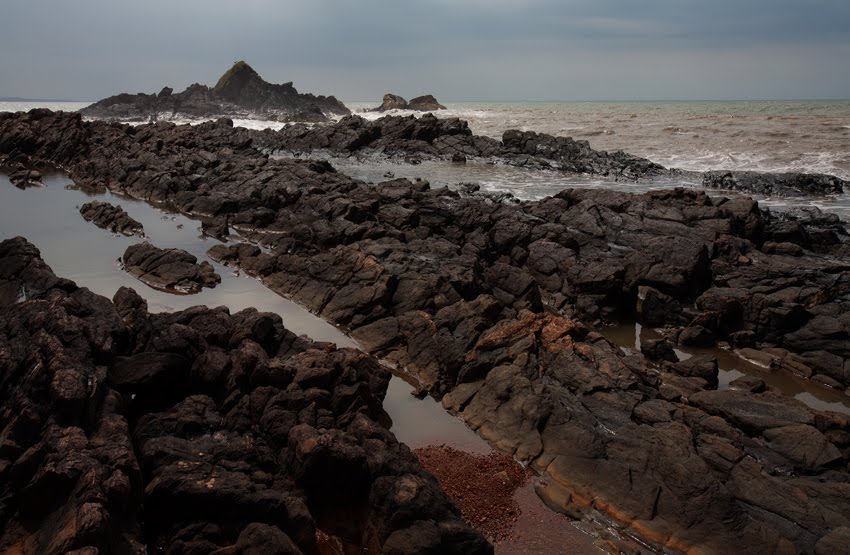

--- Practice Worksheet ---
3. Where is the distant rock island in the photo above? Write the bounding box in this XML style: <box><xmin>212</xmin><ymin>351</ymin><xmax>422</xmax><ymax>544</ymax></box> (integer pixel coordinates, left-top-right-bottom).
<box><xmin>79</xmin><ymin>61</ymin><xmax>350</xmax><ymax>123</ymax></box>
<box><xmin>371</xmin><ymin>93</ymin><xmax>446</xmax><ymax>112</ymax></box>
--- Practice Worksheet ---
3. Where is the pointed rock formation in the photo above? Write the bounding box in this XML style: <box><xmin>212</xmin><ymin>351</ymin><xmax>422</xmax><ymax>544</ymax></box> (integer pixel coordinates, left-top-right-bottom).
<box><xmin>79</xmin><ymin>61</ymin><xmax>350</xmax><ymax>123</ymax></box>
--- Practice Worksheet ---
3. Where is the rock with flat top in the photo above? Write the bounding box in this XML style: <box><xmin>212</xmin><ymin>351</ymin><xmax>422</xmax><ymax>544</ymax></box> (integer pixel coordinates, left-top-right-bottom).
<box><xmin>122</xmin><ymin>242</ymin><xmax>220</xmax><ymax>294</ymax></box>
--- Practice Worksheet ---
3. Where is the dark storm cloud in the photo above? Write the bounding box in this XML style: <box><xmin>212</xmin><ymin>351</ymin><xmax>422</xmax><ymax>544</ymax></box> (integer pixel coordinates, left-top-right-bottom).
<box><xmin>1</xmin><ymin>0</ymin><xmax>848</xmax><ymax>100</ymax></box>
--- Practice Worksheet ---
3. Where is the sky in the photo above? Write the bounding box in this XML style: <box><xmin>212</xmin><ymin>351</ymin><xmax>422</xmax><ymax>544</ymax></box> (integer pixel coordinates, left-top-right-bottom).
<box><xmin>1</xmin><ymin>0</ymin><xmax>849</xmax><ymax>102</ymax></box>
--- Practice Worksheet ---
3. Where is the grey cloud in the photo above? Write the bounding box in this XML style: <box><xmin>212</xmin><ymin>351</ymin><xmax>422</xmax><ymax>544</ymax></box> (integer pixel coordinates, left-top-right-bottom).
<box><xmin>0</xmin><ymin>0</ymin><xmax>848</xmax><ymax>101</ymax></box>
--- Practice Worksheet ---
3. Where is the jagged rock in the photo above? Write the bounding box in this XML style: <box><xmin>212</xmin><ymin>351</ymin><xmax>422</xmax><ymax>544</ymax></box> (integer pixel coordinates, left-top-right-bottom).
<box><xmin>0</xmin><ymin>237</ymin><xmax>491</xmax><ymax>554</ymax></box>
<box><xmin>268</xmin><ymin>113</ymin><xmax>665</xmax><ymax>179</ymax></box>
<box><xmin>373</xmin><ymin>93</ymin><xmax>409</xmax><ymax>111</ymax></box>
<box><xmin>408</xmin><ymin>95</ymin><xmax>447</xmax><ymax>111</ymax></box>
<box><xmin>79</xmin><ymin>200</ymin><xmax>144</xmax><ymax>236</ymax></box>
<box><xmin>2</xmin><ymin>110</ymin><xmax>850</xmax><ymax>554</ymax></box>
<box><xmin>703</xmin><ymin>171</ymin><xmax>847</xmax><ymax>196</ymax></box>
<box><xmin>122</xmin><ymin>243</ymin><xmax>220</xmax><ymax>294</ymax></box>
<box><xmin>79</xmin><ymin>61</ymin><xmax>350</xmax><ymax>122</ymax></box>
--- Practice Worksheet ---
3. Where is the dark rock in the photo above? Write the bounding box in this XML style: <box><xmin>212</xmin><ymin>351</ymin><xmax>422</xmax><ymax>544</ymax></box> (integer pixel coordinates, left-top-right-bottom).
<box><xmin>728</xmin><ymin>375</ymin><xmax>766</xmax><ymax>393</ymax></box>
<box><xmin>640</xmin><ymin>338</ymin><xmax>678</xmax><ymax>362</ymax></box>
<box><xmin>3</xmin><ymin>110</ymin><xmax>850</xmax><ymax>554</ymax></box>
<box><xmin>211</xmin><ymin>523</ymin><xmax>302</xmax><ymax>555</ymax></box>
<box><xmin>110</xmin><ymin>351</ymin><xmax>191</xmax><ymax>407</ymax></box>
<box><xmin>762</xmin><ymin>425</ymin><xmax>842</xmax><ymax>471</ymax></box>
<box><xmin>667</xmin><ymin>355</ymin><xmax>719</xmax><ymax>387</ymax></box>
<box><xmin>408</xmin><ymin>95</ymin><xmax>447</xmax><ymax>111</ymax></box>
<box><xmin>704</xmin><ymin>171</ymin><xmax>847</xmax><ymax>196</ymax></box>
<box><xmin>373</xmin><ymin>93</ymin><xmax>409</xmax><ymax>111</ymax></box>
<box><xmin>80</xmin><ymin>61</ymin><xmax>350</xmax><ymax>122</ymax></box>
<box><xmin>122</xmin><ymin>242</ymin><xmax>220</xmax><ymax>294</ymax></box>
<box><xmin>815</xmin><ymin>527</ymin><xmax>850</xmax><ymax>555</ymax></box>
<box><xmin>371</xmin><ymin>93</ymin><xmax>446</xmax><ymax>112</ymax></box>
<box><xmin>79</xmin><ymin>200</ymin><xmax>144</xmax><ymax>236</ymax></box>
<box><xmin>0</xmin><ymin>238</ymin><xmax>490</xmax><ymax>554</ymax></box>
<box><xmin>689</xmin><ymin>390</ymin><xmax>813</xmax><ymax>433</ymax></box>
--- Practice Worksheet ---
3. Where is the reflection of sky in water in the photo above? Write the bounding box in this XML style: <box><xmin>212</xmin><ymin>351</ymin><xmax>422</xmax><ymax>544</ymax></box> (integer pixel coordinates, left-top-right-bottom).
<box><xmin>0</xmin><ymin>172</ymin><xmax>485</xmax><ymax>448</ymax></box>
<box><xmin>604</xmin><ymin>322</ymin><xmax>850</xmax><ymax>415</ymax></box>
<box><xmin>0</xmin><ymin>173</ymin><xmax>353</xmax><ymax>346</ymax></box>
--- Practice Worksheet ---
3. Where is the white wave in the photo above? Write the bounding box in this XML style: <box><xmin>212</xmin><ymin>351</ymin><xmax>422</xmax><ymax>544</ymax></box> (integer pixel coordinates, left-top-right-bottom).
<box><xmin>230</xmin><ymin>118</ymin><xmax>288</xmax><ymax>131</ymax></box>
<box><xmin>0</xmin><ymin>101</ymin><xmax>91</xmax><ymax>113</ymax></box>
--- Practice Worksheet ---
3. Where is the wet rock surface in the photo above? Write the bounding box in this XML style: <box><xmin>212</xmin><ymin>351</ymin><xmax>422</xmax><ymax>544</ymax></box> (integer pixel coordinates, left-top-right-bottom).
<box><xmin>704</xmin><ymin>170</ymin><xmax>847</xmax><ymax>197</ymax></box>
<box><xmin>268</xmin><ymin>113</ymin><xmax>667</xmax><ymax>180</ymax></box>
<box><xmin>2</xmin><ymin>109</ymin><xmax>850</xmax><ymax>553</ymax></box>
<box><xmin>0</xmin><ymin>237</ymin><xmax>491</xmax><ymax>555</ymax></box>
<box><xmin>79</xmin><ymin>61</ymin><xmax>350</xmax><ymax>123</ymax></box>
<box><xmin>122</xmin><ymin>242</ymin><xmax>220</xmax><ymax>294</ymax></box>
<box><xmin>79</xmin><ymin>200</ymin><xmax>144</xmax><ymax>236</ymax></box>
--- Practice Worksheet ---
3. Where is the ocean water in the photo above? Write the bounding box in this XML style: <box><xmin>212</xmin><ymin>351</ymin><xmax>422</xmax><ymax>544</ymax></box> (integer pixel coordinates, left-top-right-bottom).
<box><xmin>3</xmin><ymin>99</ymin><xmax>848</xmax><ymax>178</ymax></box>
<box><xmin>347</xmin><ymin>100</ymin><xmax>850</xmax><ymax>180</ymax></box>
<box><xmin>2</xmin><ymin>99</ymin><xmax>849</xmax><ymax>216</ymax></box>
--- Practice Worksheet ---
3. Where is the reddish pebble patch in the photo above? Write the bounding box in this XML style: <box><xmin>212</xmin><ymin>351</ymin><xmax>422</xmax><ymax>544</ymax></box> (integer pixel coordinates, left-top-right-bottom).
<box><xmin>415</xmin><ymin>445</ymin><xmax>533</xmax><ymax>542</ymax></box>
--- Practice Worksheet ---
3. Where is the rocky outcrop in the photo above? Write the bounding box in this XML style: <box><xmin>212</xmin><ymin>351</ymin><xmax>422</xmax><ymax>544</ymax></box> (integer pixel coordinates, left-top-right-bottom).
<box><xmin>0</xmin><ymin>237</ymin><xmax>491</xmax><ymax>555</ymax></box>
<box><xmin>371</xmin><ymin>93</ymin><xmax>446</xmax><ymax>112</ymax></box>
<box><xmin>268</xmin><ymin>113</ymin><xmax>666</xmax><ymax>179</ymax></box>
<box><xmin>122</xmin><ymin>243</ymin><xmax>220</xmax><ymax>294</ymax></box>
<box><xmin>2</xmin><ymin>109</ymin><xmax>850</xmax><ymax>553</ymax></box>
<box><xmin>408</xmin><ymin>95</ymin><xmax>446</xmax><ymax>111</ymax></box>
<box><xmin>79</xmin><ymin>61</ymin><xmax>350</xmax><ymax>123</ymax></box>
<box><xmin>703</xmin><ymin>171</ymin><xmax>847</xmax><ymax>196</ymax></box>
<box><xmin>79</xmin><ymin>200</ymin><xmax>144</xmax><ymax>236</ymax></box>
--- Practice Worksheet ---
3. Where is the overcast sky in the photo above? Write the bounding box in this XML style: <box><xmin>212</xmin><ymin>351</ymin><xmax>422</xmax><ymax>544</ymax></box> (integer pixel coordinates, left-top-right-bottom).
<box><xmin>2</xmin><ymin>0</ymin><xmax>849</xmax><ymax>101</ymax></box>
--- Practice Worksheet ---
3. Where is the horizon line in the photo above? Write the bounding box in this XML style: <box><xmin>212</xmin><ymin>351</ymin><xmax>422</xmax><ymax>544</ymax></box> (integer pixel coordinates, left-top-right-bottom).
<box><xmin>3</xmin><ymin>96</ymin><xmax>849</xmax><ymax>105</ymax></box>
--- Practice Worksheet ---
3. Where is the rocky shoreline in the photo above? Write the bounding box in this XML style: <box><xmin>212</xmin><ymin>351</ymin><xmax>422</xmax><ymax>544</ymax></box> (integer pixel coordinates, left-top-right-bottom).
<box><xmin>121</xmin><ymin>242</ymin><xmax>221</xmax><ymax>295</ymax></box>
<box><xmin>0</xmin><ymin>237</ymin><xmax>491</xmax><ymax>554</ymax></box>
<box><xmin>2</xmin><ymin>108</ymin><xmax>850</xmax><ymax>553</ymax></box>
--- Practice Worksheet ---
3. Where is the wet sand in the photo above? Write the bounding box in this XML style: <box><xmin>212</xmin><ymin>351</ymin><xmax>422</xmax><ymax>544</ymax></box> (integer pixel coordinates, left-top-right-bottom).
<box><xmin>415</xmin><ymin>446</ymin><xmax>602</xmax><ymax>554</ymax></box>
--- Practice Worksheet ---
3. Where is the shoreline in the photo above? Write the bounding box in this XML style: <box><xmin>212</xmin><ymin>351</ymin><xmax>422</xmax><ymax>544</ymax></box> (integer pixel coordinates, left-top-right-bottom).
<box><xmin>2</xmin><ymin>109</ymin><xmax>850</xmax><ymax>553</ymax></box>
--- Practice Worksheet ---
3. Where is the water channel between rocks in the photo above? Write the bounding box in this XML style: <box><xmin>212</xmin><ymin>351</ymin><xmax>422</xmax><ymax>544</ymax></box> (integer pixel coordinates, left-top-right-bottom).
<box><xmin>4</xmin><ymin>168</ymin><xmax>850</xmax><ymax>553</ymax></box>
<box><xmin>0</xmin><ymin>172</ymin><xmax>492</xmax><ymax>449</ymax></box>
<box><xmin>0</xmin><ymin>171</ymin><xmax>608</xmax><ymax>552</ymax></box>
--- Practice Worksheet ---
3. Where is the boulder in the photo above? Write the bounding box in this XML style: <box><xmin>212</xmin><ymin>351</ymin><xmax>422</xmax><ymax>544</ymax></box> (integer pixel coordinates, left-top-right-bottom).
<box><xmin>79</xmin><ymin>200</ymin><xmax>144</xmax><ymax>236</ymax></box>
<box><xmin>122</xmin><ymin>242</ymin><xmax>220</xmax><ymax>294</ymax></box>
<box><xmin>371</xmin><ymin>93</ymin><xmax>446</xmax><ymax>112</ymax></box>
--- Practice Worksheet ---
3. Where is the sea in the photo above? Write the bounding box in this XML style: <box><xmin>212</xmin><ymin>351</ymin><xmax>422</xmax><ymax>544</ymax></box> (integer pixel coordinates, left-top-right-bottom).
<box><xmin>3</xmin><ymin>98</ymin><xmax>847</xmax><ymax>217</ymax></box>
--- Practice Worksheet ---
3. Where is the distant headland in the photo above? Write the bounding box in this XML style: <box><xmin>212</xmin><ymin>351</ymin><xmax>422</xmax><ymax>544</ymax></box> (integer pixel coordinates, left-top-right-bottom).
<box><xmin>78</xmin><ymin>61</ymin><xmax>350</xmax><ymax>123</ymax></box>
